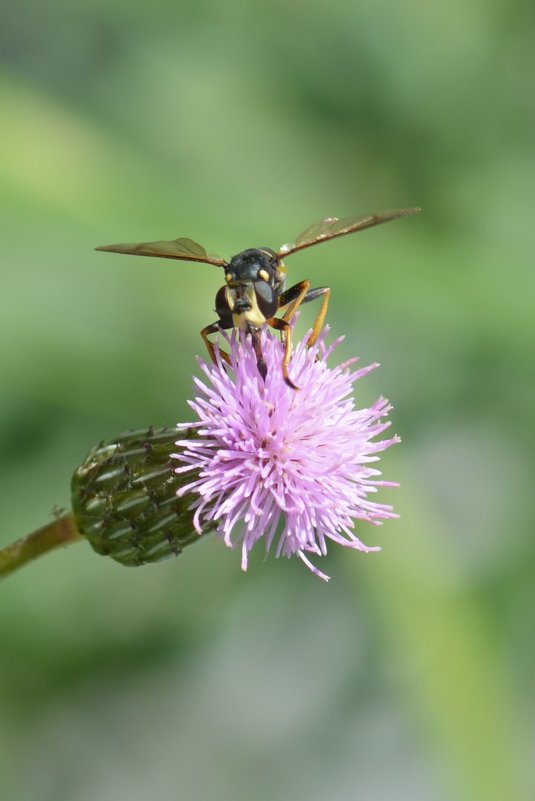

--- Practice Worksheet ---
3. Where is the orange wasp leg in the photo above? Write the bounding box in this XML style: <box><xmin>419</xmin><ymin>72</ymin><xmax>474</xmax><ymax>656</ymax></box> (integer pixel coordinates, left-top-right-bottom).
<box><xmin>278</xmin><ymin>282</ymin><xmax>331</xmax><ymax>347</ymax></box>
<box><xmin>267</xmin><ymin>317</ymin><xmax>299</xmax><ymax>390</ymax></box>
<box><xmin>280</xmin><ymin>279</ymin><xmax>311</xmax><ymax>324</ymax></box>
<box><xmin>304</xmin><ymin>286</ymin><xmax>331</xmax><ymax>347</ymax></box>
<box><xmin>200</xmin><ymin>321</ymin><xmax>233</xmax><ymax>367</ymax></box>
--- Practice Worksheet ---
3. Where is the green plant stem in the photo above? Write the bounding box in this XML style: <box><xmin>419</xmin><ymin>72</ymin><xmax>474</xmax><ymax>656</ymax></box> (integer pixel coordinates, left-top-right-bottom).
<box><xmin>0</xmin><ymin>513</ymin><xmax>83</xmax><ymax>580</ymax></box>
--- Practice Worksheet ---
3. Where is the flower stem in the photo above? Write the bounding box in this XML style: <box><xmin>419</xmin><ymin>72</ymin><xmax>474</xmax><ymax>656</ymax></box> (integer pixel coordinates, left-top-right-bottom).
<box><xmin>0</xmin><ymin>513</ymin><xmax>83</xmax><ymax>581</ymax></box>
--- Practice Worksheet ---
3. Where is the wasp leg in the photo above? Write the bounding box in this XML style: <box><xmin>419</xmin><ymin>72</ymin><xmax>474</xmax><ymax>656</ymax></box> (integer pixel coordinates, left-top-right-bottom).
<box><xmin>200</xmin><ymin>320</ymin><xmax>234</xmax><ymax>367</ymax></box>
<box><xmin>279</xmin><ymin>279</ymin><xmax>311</xmax><ymax>324</ymax></box>
<box><xmin>278</xmin><ymin>283</ymin><xmax>331</xmax><ymax>345</ymax></box>
<box><xmin>267</xmin><ymin>317</ymin><xmax>299</xmax><ymax>390</ymax></box>
<box><xmin>302</xmin><ymin>286</ymin><xmax>330</xmax><ymax>347</ymax></box>
<box><xmin>249</xmin><ymin>326</ymin><xmax>267</xmax><ymax>381</ymax></box>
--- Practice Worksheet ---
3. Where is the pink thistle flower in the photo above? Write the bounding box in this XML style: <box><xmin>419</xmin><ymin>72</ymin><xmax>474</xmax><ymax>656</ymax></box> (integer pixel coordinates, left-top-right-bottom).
<box><xmin>173</xmin><ymin>328</ymin><xmax>400</xmax><ymax>581</ymax></box>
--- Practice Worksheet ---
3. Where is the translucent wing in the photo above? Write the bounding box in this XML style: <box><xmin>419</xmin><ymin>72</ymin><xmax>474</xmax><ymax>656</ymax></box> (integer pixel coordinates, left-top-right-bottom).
<box><xmin>277</xmin><ymin>207</ymin><xmax>420</xmax><ymax>258</ymax></box>
<box><xmin>95</xmin><ymin>237</ymin><xmax>227</xmax><ymax>267</ymax></box>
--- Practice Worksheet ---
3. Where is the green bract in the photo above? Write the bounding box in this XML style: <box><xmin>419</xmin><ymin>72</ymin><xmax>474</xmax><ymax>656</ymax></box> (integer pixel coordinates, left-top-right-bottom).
<box><xmin>71</xmin><ymin>426</ymin><xmax>205</xmax><ymax>566</ymax></box>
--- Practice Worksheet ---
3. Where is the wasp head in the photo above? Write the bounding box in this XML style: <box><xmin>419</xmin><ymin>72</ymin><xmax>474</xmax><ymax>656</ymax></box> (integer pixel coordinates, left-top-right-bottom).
<box><xmin>221</xmin><ymin>248</ymin><xmax>282</xmax><ymax>325</ymax></box>
<box><xmin>225</xmin><ymin>248</ymin><xmax>279</xmax><ymax>287</ymax></box>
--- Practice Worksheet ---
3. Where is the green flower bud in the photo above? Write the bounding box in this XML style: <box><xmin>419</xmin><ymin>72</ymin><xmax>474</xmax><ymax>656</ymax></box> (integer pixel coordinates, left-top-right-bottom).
<box><xmin>71</xmin><ymin>426</ymin><xmax>205</xmax><ymax>566</ymax></box>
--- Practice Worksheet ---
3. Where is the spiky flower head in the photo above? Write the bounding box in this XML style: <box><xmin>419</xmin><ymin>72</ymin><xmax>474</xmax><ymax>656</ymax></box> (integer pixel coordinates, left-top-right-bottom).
<box><xmin>173</xmin><ymin>328</ymin><xmax>399</xmax><ymax>581</ymax></box>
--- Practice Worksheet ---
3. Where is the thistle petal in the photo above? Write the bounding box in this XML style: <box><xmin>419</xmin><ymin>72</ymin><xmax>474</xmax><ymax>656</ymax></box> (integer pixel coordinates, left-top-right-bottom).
<box><xmin>173</xmin><ymin>328</ymin><xmax>399</xmax><ymax>580</ymax></box>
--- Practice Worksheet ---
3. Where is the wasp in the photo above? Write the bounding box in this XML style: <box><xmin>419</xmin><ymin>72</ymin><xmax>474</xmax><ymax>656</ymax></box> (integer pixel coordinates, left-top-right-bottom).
<box><xmin>96</xmin><ymin>208</ymin><xmax>419</xmax><ymax>389</ymax></box>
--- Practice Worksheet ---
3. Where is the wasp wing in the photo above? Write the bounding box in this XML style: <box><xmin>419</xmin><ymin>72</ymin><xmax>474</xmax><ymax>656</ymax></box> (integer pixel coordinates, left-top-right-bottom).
<box><xmin>95</xmin><ymin>237</ymin><xmax>227</xmax><ymax>267</ymax></box>
<box><xmin>277</xmin><ymin>207</ymin><xmax>420</xmax><ymax>258</ymax></box>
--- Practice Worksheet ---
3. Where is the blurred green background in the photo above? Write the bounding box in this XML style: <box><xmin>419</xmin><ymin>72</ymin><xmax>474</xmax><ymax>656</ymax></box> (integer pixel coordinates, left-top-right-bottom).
<box><xmin>1</xmin><ymin>1</ymin><xmax>534</xmax><ymax>800</ymax></box>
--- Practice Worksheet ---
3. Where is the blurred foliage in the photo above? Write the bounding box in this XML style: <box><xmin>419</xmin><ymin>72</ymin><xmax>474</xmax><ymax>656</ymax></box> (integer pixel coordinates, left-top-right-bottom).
<box><xmin>1</xmin><ymin>1</ymin><xmax>534</xmax><ymax>799</ymax></box>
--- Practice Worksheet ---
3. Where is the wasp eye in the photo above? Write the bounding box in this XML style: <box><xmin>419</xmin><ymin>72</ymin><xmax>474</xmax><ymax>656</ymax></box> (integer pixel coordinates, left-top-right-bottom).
<box><xmin>258</xmin><ymin>269</ymin><xmax>270</xmax><ymax>282</ymax></box>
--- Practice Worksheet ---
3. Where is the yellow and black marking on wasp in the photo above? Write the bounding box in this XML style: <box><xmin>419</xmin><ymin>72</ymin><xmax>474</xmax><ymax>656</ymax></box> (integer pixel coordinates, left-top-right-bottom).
<box><xmin>96</xmin><ymin>208</ymin><xmax>420</xmax><ymax>389</ymax></box>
